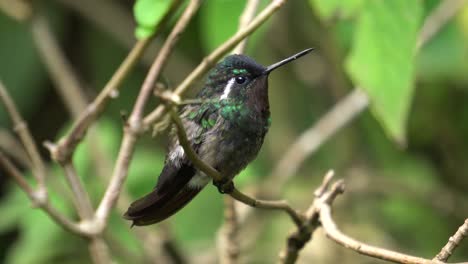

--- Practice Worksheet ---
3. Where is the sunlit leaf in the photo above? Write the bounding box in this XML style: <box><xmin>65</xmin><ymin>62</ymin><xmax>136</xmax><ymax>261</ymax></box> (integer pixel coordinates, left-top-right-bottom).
<box><xmin>346</xmin><ymin>0</ymin><xmax>423</xmax><ymax>143</ymax></box>
<box><xmin>133</xmin><ymin>0</ymin><xmax>174</xmax><ymax>39</ymax></box>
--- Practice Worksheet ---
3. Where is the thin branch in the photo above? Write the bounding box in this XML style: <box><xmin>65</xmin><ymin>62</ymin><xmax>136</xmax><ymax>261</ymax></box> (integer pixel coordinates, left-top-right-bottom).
<box><xmin>95</xmin><ymin>0</ymin><xmax>203</xmax><ymax>225</ymax></box>
<box><xmin>142</xmin><ymin>0</ymin><xmax>288</xmax><ymax>127</ymax></box>
<box><xmin>167</xmin><ymin>106</ymin><xmax>304</xmax><ymax>227</ymax></box>
<box><xmin>54</xmin><ymin>0</ymin><xmax>183</xmax><ymax>161</ymax></box>
<box><xmin>434</xmin><ymin>219</ymin><xmax>468</xmax><ymax>262</ymax></box>
<box><xmin>0</xmin><ymin>129</ymin><xmax>30</xmax><ymax>168</ymax></box>
<box><xmin>0</xmin><ymin>80</ymin><xmax>47</xmax><ymax>194</ymax></box>
<box><xmin>61</xmin><ymin>162</ymin><xmax>94</xmax><ymax>219</ymax></box>
<box><xmin>0</xmin><ymin>151</ymin><xmax>34</xmax><ymax>195</ymax></box>
<box><xmin>416</xmin><ymin>0</ymin><xmax>466</xmax><ymax>50</ymax></box>
<box><xmin>54</xmin><ymin>38</ymin><xmax>150</xmax><ymax>160</ymax></box>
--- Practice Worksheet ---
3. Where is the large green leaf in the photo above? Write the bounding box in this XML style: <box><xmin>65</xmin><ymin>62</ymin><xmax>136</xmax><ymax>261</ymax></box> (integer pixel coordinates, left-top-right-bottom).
<box><xmin>346</xmin><ymin>0</ymin><xmax>423</xmax><ymax>143</ymax></box>
<box><xmin>309</xmin><ymin>0</ymin><xmax>364</xmax><ymax>20</ymax></box>
<box><xmin>133</xmin><ymin>0</ymin><xmax>176</xmax><ymax>39</ymax></box>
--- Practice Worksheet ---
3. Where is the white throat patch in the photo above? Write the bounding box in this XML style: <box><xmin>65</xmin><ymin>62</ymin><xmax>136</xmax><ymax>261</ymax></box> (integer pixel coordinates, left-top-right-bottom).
<box><xmin>220</xmin><ymin>78</ymin><xmax>235</xmax><ymax>100</ymax></box>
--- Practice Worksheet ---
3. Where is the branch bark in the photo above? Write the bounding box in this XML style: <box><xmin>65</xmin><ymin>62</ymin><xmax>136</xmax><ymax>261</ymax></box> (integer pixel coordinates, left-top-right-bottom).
<box><xmin>434</xmin><ymin>219</ymin><xmax>468</xmax><ymax>262</ymax></box>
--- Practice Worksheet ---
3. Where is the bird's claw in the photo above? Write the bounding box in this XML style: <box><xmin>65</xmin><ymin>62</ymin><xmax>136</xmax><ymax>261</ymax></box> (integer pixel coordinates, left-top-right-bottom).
<box><xmin>213</xmin><ymin>178</ymin><xmax>234</xmax><ymax>194</ymax></box>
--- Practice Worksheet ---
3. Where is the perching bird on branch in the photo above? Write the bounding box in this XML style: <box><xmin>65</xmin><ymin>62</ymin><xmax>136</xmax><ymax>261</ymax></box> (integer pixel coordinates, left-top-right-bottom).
<box><xmin>124</xmin><ymin>48</ymin><xmax>313</xmax><ymax>226</ymax></box>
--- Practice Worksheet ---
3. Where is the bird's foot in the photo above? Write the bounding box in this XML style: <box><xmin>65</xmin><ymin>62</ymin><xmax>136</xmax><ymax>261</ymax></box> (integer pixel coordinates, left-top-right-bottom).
<box><xmin>213</xmin><ymin>178</ymin><xmax>234</xmax><ymax>194</ymax></box>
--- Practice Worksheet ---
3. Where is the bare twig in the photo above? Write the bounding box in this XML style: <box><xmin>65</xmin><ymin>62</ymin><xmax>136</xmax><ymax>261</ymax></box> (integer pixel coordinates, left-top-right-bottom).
<box><xmin>143</xmin><ymin>0</ymin><xmax>288</xmax><ymax>127</ymax></box>
<box><xmin>95</xmin><ymin>0</ymin><xmax>203</xmax><ymax>226</ymax></box>
<box><xmin>278</xmin><ymin>172</ymin><xmax>455</xmax><ymax>264</ymax></box>
<box><xmin>61</xmin><ymin>162</ymin><xmax>94</xmax><ymax>219</ymax></box>
<box><xmin>0</xmin><ymin>80</ymin><xmax>47</xmax><ymax>192</ymax></box>
<box><xmin>0</xmin><ymin>129</ymin><xmax>30</xmax><ymax>168</ymax></box>
<box><xmin>434</xmin><ymin>219</ymin><xmax>468</xmax><ymax>262</ymax></box>
<box><xmin>167</xmin><ymin>106</ymin><xmax>304</xmax><ymax>227</ymax></box>
<box><xmin>54</xmin><ymin>38</ymin><xmax>150</xmax><ymax>160</ymax></box>
<box><xmin>416</xmin><ymin>0</ymin><xmax>467</xmax><ymax>50</ymax></box>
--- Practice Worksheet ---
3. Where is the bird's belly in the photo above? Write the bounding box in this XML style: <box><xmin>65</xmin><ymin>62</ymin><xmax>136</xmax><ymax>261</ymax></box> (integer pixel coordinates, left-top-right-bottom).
<box><xmin>198</xmin><ymin>121</ymin><xmax>268</xmax><ymax>180</ymax></box>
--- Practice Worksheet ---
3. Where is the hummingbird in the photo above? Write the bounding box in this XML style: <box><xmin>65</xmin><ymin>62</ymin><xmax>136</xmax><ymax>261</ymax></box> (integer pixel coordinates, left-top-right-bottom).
<box><xmin>124</xmin><ymin>48</ymin><xmax>313</xmax><ymax>226</ymax></box>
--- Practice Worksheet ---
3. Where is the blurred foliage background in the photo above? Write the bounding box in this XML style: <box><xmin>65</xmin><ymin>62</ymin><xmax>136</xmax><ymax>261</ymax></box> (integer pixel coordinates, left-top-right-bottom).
<box><xmin>0</xmin><ymin>0</ymin><xmax>467</xmax><ymax>263</ymax></box>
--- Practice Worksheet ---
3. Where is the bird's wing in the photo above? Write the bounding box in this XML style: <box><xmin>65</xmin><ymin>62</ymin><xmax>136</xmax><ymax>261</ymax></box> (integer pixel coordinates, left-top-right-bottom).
<box><xmin>124</xmin><ymin>103</ymin><xmax>219</xmax><ymax>226</ymax></box>
<box><xmin>154</xmin><ymin>103</ymin><xmax>218</xmax><ymax>189</ymax></box>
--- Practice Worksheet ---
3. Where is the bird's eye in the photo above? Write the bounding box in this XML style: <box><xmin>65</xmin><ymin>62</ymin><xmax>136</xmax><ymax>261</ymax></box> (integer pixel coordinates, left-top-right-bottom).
<box><xmin>235</xmin><ymin>76</ymin><xmax>246</xmax><ymax>84</ymax></box>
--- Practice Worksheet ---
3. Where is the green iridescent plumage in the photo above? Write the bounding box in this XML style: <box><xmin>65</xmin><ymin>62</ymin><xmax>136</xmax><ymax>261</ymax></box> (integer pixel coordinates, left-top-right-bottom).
<box><xmin>124</xmin><ymin>49</ymin><xmax>313</xmax><ymax>226</ymax></box>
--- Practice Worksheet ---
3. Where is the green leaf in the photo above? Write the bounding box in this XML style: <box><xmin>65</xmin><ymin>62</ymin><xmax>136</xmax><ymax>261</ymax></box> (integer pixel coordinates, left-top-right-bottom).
<box><xmin>309</xmin><ymin>0</ymin><xmax>364</xmax><ymax>20</ymax></box>
<box><xmin>133</xmin><ymin>0</ymin><xmax>174</xmax><ymax>39</ymax></box>
<box><xmin>346</xmin><ymin>0</ymin><xmax>423</xmax><ymax>143</ymax></box>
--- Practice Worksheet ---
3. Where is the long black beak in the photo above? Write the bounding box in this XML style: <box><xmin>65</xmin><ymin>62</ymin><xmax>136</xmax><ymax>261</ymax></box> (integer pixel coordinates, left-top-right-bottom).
<box><xmin>264</xmin><ymin>48</ymin><xmax>314</xmax><ymax>75</ymax></box>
